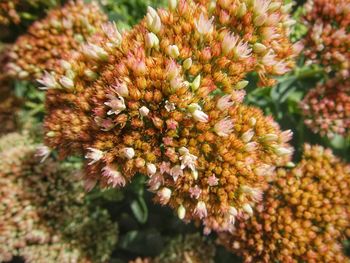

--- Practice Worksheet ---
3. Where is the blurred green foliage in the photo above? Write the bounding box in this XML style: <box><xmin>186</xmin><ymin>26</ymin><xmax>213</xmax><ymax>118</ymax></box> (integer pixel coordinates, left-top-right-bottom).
<box><xmin>99</xmin><ymin>0</ymin><xmax>166</xmax><ymax>29</ymax></box>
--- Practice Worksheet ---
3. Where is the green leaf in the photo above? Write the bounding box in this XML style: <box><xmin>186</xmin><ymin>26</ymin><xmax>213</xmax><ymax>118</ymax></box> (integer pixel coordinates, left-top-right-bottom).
<box><xmin>131</xmin><ymin>196</ymin><xmax>148</xmax><ymax>224</ymax></box>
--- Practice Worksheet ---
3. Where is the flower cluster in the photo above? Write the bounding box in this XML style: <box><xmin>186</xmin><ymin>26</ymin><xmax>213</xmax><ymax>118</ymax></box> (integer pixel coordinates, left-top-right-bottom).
<box><xmin>42</xmin><ymin>0</ymin><xmax>295</xmax><ymax>232</ymax></box>
<box><xmin>6</xmin><ymin>0</ymin><xmax>107</xmax><ymax>80</ymax></box>
<box><xmin>218</xmin><ymin>144</ymin><xmax>350</xmax><ymax>263</ymax></box>
<box><xmin>300</xmin><ymin>79</ymin><xmax>350</xmax><ymax>138</ymax></box>
<box><xmin>302</xmin><ymin>0</ymin><xmax>350</xmax><ymax>79</ymax></box>
<box><xmin>196</xmin><ymin>0</ymin><xmax>303</xmax><ymax>86</ymax></box>
<box><xmin>129</xmin><ymin>234</ymin><xmax>215</xmax><ymax>263</ymax></box>
<box><xmin>0</xmin><ymin>132</ymin><xmax>117</xmax><ymax>263</ymax></box>
<box><xmin>0</xmin><ymin>44</ymin><xmax>19</xmax><ymax>135</ymax></box>
<box><xmin>0</xmin><ymin>0</ymin><xmax>21</xmax><ymax>25</ymax></box>
<box><xmin>300</xmin><ymin>0</ymin><xmax>350</xmax><ymax>138</ymax></box>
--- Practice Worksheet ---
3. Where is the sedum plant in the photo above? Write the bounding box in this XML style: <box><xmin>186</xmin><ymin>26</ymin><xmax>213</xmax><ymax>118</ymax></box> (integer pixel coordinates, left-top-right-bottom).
<box><xmin>218</xmin><ymin>144</ymin><xmax>350</xmax><ymax>262</ymax></box>
<box><xmin>299</xmin><ymin>0</ymin><xmax>350</xmax><ymax>138</ymax></box>
<box><xmin>38</xmin><ymin>0</ymin><xmax>300</xmax><ymax>233</ymax></box>
<box><xmin>6</xmin><ymin>0</ymin><xmax>107</xmax><ymax>80</ymax></box>
<box><xmin>0</xmin><ymin>132</ymin><xmax>117</xmax><ymax>263</ymax></box>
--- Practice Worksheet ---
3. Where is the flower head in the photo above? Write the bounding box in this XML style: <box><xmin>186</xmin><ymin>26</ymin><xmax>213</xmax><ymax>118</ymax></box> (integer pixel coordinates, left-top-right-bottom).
<box><xmin>37</xmin><ymin>71</ymin><xmax>57</xmax><ymax>90</ymax></box>
<box><xmin>214</xmin><ymin>117</ymin><xmax>234</xmax><ymax>137</ymax></box>
<box><xmin>101</xmin><ymin>21</ymin><xmax>122</xmax><ymax>46</ymax></box>
<box><xmin>105</xmin><ymin>94</ymin><xmax>126</xmax><ymax>115</ymax></box>
<box><xmin>157</xmin><ymin>187</ymin><xmax>172</xmax><ymax>205</ymax></box>
<box><xmin>195</xmin><ymin>13</ymin><xmax>214</xmax><ymax>35</ymax></box>
<box><xmin>218</xmin><ymin>144</ymin><xmax>350</xmax><ymax>262</ymax></box>
<box><xmin>35</xmin><ymin>145</ymin><xmax>51</xmax><ymax>163</ymax></box>
<box><xmin>102</xmin><ymin>165</ymin><xmax>126</xmax><ymax>187</ymax></box>
<box><xmin>85</xmin><ymin>147</ymin><xmax>104</xmax><ymax>165</ymax></box>
<box><xmin>194</xmin><ymin>201</ymin><xmax>208</xmax><ymax>219</ymax></box>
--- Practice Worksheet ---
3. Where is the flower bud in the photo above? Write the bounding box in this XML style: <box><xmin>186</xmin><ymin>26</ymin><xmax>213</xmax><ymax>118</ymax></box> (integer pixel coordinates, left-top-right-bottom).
<box><xmin>229</xmin><ymin>206</ymin><xmax>238</xmax><ymax>216</ymax></box>
<box><xmin>84</xmin><ymin>69</ymin><xmax>98</xmax><ymax>80</ymax></box>
<box><xmin>241</xmin><ymin>129</ymin><xmax>255</xmax><ymax>143</ymax></box>
<box><xmin>46</xmin><ymin>131</ymin><xmax>55</xmax><ymax>137</ymax></box>
<box><xmin>195</xmin><ymin>13</ymin><xmax>214</xmax><ymax>35</ymax></box>
<box><xmin>113</xmin><ymin>82</ymin><xmax>129</xmax><ymax>97</ymax></box>
<box><xmin>147</xmin><ymin>163</ymin><xmax>157</xmax><ymax>175</ymax></box>
<box><xmin>167</xmin><ymin>44</ymin><xmax>180</xmax><ymax>58</ymax></box>
<box><xmin>244</xmin><ymin>142</ymin><xmax>257</xmax><ymax>152</ymax></box>
<box><xmin>261</xmin><ymin>133</ymin><xmax>278</xmax><ymax>142</ymax></box>
<box><xmin>254</xmin><ymin>14</ymin><xmax>267</xmax><ymax>26</ymax></box>
<box><xmin>183</xmin><ymin>57</ymin><xmax>192</xmax><ymax>70</ymax></box>
<box><xmin>158</xmin><ymin>187</ymin><xmax>172</xmax><ymax>205</ymax></box>
<box><xmin>60</xmin><ymin>60</ymin><xmax>71</xmax><ymax>70</ymax></box>
<box><xmin>123</xmin><ymin>147</ymin><xmax>135</xmax><ymax>159</ymax></box>
<box><xmin>102</xmin><ymin>22</ymin><xmax>122</xmax><ymax>45</ymax></box>
<box><xmin>145</xmin><ymin>32</ymin><xmax>160</xmax><ymax>49</ymax></box>
<box><xmin>217</xmin><ymin>95</ymin><xmax>234</xmax><ymax>111</ymax></box>
<box><xmin>253</xmin><ymin>43</ymin><xmax>267</xmax><ymax>53</ymax></box>
<box><xmin>146</xmin><ymin>6</ymin><xmax>162</xmax><ymax>33</ymax></box>
<box><xmin>268</xmin><ymin>2</ymin><xmax>281</xmax><ymax>11</ymax></box>
<box><xmin>273</xmin><ymin>146</ymin><xmax>293</xmax><ymax>156</ymax></box>
<box><xmin>59</xmin><ymin>76</ymin><xmax>74</xmax><ymax>89</ymax></box>
<box><xmin>237</xmin><ymin>3</ymin><xmax>247</xmax><ymax>17</ymax></box>
<box><xmin>249</xmin><ymin>117</ymin><xmax>257</xmax><ymax>126</ymax></box>
<box><xmin>191</xmin><ymin>74</ymin><xmax>201</xmax><ymax>91</ymax></box>
<box><xmin>139</xmin><ymin>106</ymin><xmax>150</xmax><ymax>117</ymax></box>
<box><xmin>82</xmin><ymin>43</ymin><xmax>108</xmax><ymax>61</ymax></box>
<box><xmin>235</xmin><ymin>80</ymin><xmax>249</xmax><ymax>89</ymax></box>
<box><xmin>286</xmin><ymin>161</ymin><xmax>296</xmax><ymax>168</ymax></box>
<box><xmin>194</xmin><ymin>201</ymin><xmax>207</xmax><ymax>219</ymax></box>
<box><xmin>135</xmin><ymin>157</ymin><xmax>146</xmax><ymax>168</ymax></box>
<box><xmin>187</xmin><ymin>103</ymin><xmax>201</xmax><ymax>113</ymax></box>
<box><xmin>192</xmin><ymin>110</ymin><xmax>209</xmax><ymax>123</ymax></box>
<box><xmin>242</xmin><ymin>203</ymin><xmax>253</xmax><ymax>215</ymax></box>
<box><xmin>37</xmin><ymin>71</ymin><xmax>58</xmax><ymax>90</ymax></box>
<box><xmin>168</xmin><ymin>0</ymin><xmax>177</xmax><ymax>11</ymax></box>
<box><xmin>192</xmin><ymin>169</ymin><xmax>198</xmax><ymax>180</ymax></box>
<box><xmin>177</xmin><ymin>205</ymin><xmax>186</xmax><ymax>219</ymax></box>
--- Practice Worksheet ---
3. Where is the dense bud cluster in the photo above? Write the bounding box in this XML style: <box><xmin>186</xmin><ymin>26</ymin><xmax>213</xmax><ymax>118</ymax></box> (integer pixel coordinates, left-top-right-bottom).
<box><xmin>300</xmin><ymin>0</ymin><xmax>350</xmax><ymax>138</ymax></box>
<box><xmin>6</xmin><ymin>0</ymin><xmax>107</xmax><ymax>80</ymax></box>
<box><xmin>42</xmin><ymin>0</ymin><xmax>295</xmax><ymax>232</ymax></box>
<box><xmin>196</xmin><ymin>0</ymin><xmax>303</xmax><ymax>86</ymax></box>
<box><xmin>0</xmin><ymin>78</ymin><xmax>19</xmax><ymax>135</ymax></box>
<box><xmin>300</xmin><ymin>79</ymin><xmax>350</xmax><ymax>138</ymax></box>
<box><xmin>218</xmin><ymin>144</ymin><xmax>350</xmax><ymax>262</ymax></box>
<box><xmin>0</xmin><ymin>0</ymin><xmax>21</xmax><ymax>25</ymax></box>
<box><xmin>0</xmin><ymin>132</ymin><xmax>117</xmax><ymax>263</ymax></box>
<box><xmin>302</xmin><ymin>0</ymin><xmax>350</xmax><ymax>79</ymax></box>
<box><xmin>0</xmin><ymin>44</ymin><xmax>19</xmax><ymax>135</ymax></box>
<box><xmin>129</xmin><ymin>234</ymin><xmax>215</xmax><ymax>263</ymax></box>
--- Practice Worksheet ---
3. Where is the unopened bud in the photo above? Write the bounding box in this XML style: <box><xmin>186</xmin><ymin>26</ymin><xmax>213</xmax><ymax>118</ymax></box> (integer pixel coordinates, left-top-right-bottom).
<box><xmin>191</xmin><ymin>74</ymin><xmax>201</xmax><ymax>91</ymax></box>
<box><xmin>146</xmin><ymin>32</ymin><xmax>159</xmax><ymax>49</ymax></box>
<box><xmin>123</xmin><ymin>147</ymin><xmax>135</xmax><ymax>159</ymax></box>
<box><xmin>177</xmin><ymin>205</ymin><xmax>186</xmax><ymax>219</ymax></box>
<box><xmin>139</xmin><ymin>106</ymin><xmax>150</xmax><ymax>117</ymax></box>
<box><xmin>167</xmin><ymin>45</ymin><xmax>180</xmax><ymax>58</ymax></box>
<box><xmin>147</xmin><ymin>163</ymin><xmax>157</xmax><ymax>175</ymax></box>
<box><xmin>59</xmin><ymin>76</ymin><xmax>74</xmax><ymax>89</ymax></box>
<box><xmin>235</xmin><ymin>80</ymin><xmax>249</xmax><ymax>90</ymax></box>
<box><xmin>253</xmin><ymin>43</ymin><xmax>267</xmax><ymax>53</ymax></box>
<box><xmin>183</xmin><ymin>57</ymin><xmax>192</xmax><ymax>70</ymax></box>
<box><xmin>237</xmin><ymin>3</ymin><xmax>247</xmax><ymax>17</ymax></box>
<box><xmin>168</xmin><ymin>0</ymin><xmax>177</xmax><ymax>10</ymax></box>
